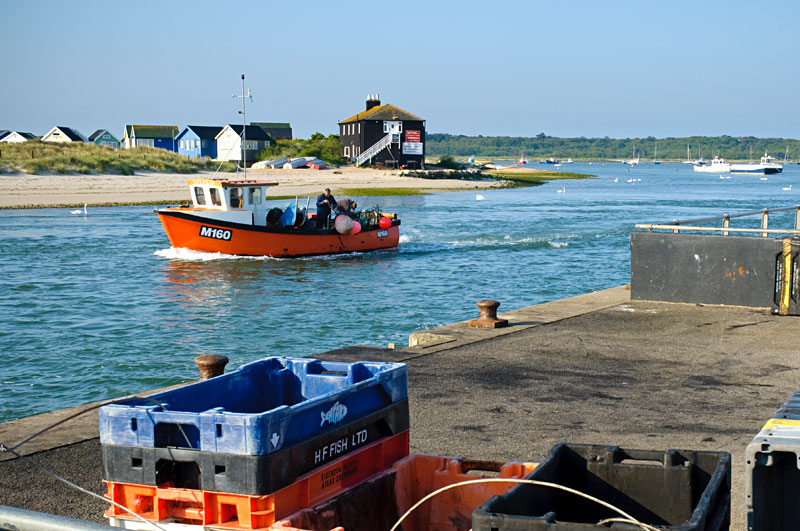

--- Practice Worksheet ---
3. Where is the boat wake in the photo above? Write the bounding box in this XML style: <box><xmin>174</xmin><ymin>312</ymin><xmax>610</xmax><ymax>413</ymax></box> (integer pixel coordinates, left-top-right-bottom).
<box><xmin>397</xmin><ymin>234</ymin><xmax>576</xmax><ymax>256</ymax></box>
<box><xmin>154</xmin><ymin>247</ymin><xmax>278</xmax><ymax>262</ymax></box>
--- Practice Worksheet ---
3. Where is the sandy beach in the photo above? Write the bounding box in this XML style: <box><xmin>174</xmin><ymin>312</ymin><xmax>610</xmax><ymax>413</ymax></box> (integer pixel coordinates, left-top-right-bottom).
<box><xmin>0</xmin><ymin>167</ymin><xmax>507</xmax><ymax>208</ymax></box>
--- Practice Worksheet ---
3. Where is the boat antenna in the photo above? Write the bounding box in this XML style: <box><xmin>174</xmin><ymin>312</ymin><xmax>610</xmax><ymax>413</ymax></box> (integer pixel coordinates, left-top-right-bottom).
<box><xmin>233</xmin><ymin>74</ymin><xmax>253</xmax><ymax>179</ymax></box>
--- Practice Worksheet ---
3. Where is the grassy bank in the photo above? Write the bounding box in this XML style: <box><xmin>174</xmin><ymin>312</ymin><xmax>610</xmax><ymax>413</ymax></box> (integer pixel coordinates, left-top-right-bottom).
<box><xmin>0</xmin><ymin>141</ymin><xmax>237</xmax><ymax>175</ymax></box>
<box><xmin>489</xmin><ymin>171</ymin><xmax>593</xmax><ymax>187</ymax></box>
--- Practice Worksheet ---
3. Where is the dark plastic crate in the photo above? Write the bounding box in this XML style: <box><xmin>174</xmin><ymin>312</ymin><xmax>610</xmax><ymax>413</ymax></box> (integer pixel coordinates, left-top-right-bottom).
<box><xmin>99</xmin><ymin>357</ymin><xmax>407</xmax><ymax>455</ymax></box>
<box><xmin>745</xmin><ymin>401</ymin><xmax>800</xmax><ymax>530</ymax></box>
<box><xmin>473</xmin><ymin>443</ymin><xmax>731</xmax><ymax>531</ymax></box>
<box><xmin>101</xmin><ymin>399</ymin><xmax>408</xmax><ymax>496</ymax></box>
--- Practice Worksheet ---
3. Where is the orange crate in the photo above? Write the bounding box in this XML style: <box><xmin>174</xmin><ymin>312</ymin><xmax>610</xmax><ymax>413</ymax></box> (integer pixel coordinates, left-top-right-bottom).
<box><xmin>271</xmin><ymin>453</ymin><xmax>537</xmax><ymax>531</ymax></box>
<box><xmin>106</xmin><ymin>431</ymin><xmax>408</xmax><ymax>530</ymax></box>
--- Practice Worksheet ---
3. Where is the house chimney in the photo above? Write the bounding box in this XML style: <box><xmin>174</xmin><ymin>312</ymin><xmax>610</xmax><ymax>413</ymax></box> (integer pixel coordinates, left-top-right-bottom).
<box><xmin>366</xmin><ymin>93</ymin><xmax>381</xmax><ymax>111</ymax></box>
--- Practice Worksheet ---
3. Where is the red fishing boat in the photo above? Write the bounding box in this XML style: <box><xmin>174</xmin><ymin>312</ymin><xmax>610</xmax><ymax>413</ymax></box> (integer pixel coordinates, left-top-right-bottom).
<box><xmin>156</xmin><ymin>178</ymin><xmax>400</xmax><ymax>257</ymax></box>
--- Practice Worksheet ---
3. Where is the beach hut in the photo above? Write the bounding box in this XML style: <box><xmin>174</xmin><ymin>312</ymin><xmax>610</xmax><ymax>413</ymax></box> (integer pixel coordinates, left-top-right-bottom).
<box><xmin>251</xmin><ymin>122</ymin><xmax>293</xmax><ymax>140</ymax></box>
<box><xmin>122</xmin><ymin>125</ymin><xmax>179</xmax><ymax>151</ymax></box>
<box><xmin>88</xmin><ymin>129</ymin><xmax>120</xmax><ymax>149</ymax></box>
<box><xmin>41</xmin><ymin>126</ymin><xmax>87</xmax><ymax>143</ymax></box>
<box><xmin>176</xmin><ymin>126</ymin><xmax>222</xmax><ymax>159</ymax></box>
<box><xmin>215</xmin><ymin>124</ymin><xmax>271</xmax><ymax>167</ymax></box>
<box><xmin>338</xmin><ymin>94</ymin><xmax>425</xmax><ymax>169</ymax></box>
<box><xmin>0</xmin><ymin>131</ymin><xmax>37</xmax><ymax>143</ymax></box>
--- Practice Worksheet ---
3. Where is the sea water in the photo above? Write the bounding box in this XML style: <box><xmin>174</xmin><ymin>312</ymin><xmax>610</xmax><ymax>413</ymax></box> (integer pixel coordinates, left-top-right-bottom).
<box><xmin>1</xmin><ymin>162</ymin><xmax>798</xmax><ymax>422</ymax></box>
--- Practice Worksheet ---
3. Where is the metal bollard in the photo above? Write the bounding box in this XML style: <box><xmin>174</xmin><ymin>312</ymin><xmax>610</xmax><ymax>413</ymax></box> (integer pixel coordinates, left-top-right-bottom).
<box><xmin>468</xmin><ymin>299</ymin><xmax>509</xmax><ymax>329</ymax></box>
<box><xmin>194</xmin><ymin>354</ymin><xmax>229</xmax><ymax>379</ymax></box>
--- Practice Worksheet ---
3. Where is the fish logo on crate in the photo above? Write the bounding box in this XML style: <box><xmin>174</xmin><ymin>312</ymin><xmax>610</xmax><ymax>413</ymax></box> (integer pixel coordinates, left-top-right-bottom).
<box><xmin>320</xmin><ymin>401</ymin><xmax>348</xmax><ymax>427</ymax></box>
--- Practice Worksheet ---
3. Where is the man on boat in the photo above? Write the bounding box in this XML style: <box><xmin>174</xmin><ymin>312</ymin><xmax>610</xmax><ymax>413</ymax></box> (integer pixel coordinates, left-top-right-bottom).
<box><xmin>316</xmin><ymin>188</ymin><xmax>337</xmax><ymax>229</ymax></box>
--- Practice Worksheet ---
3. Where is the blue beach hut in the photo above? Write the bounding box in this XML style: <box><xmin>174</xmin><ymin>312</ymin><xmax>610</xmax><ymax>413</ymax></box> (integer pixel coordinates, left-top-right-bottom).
<box><xmin>123</xmin><ymin>125</ymin><xmax>179</xmax><ymax>151</ymax></box>
<box><xmin>177</xmin><ymin>126</ymin><xmax>222</xmax><ymax>159</ymax></box>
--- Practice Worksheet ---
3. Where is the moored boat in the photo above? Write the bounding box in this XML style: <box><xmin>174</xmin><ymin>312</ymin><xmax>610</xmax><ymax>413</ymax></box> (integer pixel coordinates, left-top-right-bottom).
<box><xmin>694</xmin><ymin>155</ymin><xmax>731</xmax><ymax>173</ymax></box>
<box><xmin>731</xmin><ymin>152</ymin><xmax>784</xmax><ymax>175</ymax></box>
<box><xmin>156</xmin><ymin>178</ymin><xmax>400</xmax><ymax>257</ymax></box>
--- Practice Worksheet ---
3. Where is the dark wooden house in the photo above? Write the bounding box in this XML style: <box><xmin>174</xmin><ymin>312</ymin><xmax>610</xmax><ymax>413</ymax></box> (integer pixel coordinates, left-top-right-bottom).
<box><xmin>338</xmin><ymin>95</ymin><xmax>425</xmax><ymax>168</ymax></box>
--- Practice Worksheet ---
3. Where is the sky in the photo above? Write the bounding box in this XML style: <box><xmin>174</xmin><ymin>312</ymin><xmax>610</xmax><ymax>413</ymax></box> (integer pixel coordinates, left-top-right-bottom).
<box><xmin>2</xmin><ymin>0</ymin><xmax>799</xmax><ymax>140</ymax></box>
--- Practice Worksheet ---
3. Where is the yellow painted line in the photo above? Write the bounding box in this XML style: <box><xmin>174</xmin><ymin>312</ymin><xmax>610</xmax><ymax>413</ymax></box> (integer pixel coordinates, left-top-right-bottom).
<box><xmin>763</xmin><ymin>418</ymin><xmax>800</xmax><ymax>429</ymax></box>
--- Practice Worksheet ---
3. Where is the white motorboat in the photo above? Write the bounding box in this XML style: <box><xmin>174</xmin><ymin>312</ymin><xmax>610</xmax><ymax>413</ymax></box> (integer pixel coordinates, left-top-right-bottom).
<box><xmin>694</xmin><ymin>155</ymin><xmax>731</xmax><ymax>173</ymax></box>
<box><xmin>731</xmin><ymin>152</ymin><xmax>784</xmax><ymax>175</ymax></box>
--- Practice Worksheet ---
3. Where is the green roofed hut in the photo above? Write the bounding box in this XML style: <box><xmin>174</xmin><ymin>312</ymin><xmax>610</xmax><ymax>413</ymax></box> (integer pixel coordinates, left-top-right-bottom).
<box><xmin>338</xmin><ymin>94</ymin><xmax>425</xmax><ymax>169</ymax></box>
<box><xmin>88</xmin><ymin>129</ymin><xmax>120</xmax><ymax>149</ymax></box>
<box><xmin>122</xmin><ymin>125</ymin><xmax>179</xmax><ymax>151</ymax></box>
<box><xmin>251</xmin><ymin>122</ymin><xmax>292</xmax><ymax>140</ymax></box>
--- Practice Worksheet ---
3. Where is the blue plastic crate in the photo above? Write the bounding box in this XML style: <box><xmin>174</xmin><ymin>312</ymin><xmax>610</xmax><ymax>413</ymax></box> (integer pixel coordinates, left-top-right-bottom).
<box><xmin>99</xmin><ymin>357</ymin><xmax>407</xmax><ymax>455</ymax></box>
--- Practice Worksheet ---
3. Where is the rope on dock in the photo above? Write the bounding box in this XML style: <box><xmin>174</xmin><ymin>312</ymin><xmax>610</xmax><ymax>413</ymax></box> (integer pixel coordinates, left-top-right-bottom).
<box><xmin>389</xmin><ymin>477</ymin><xmax>661</xmax><ymax>531</ymax></box>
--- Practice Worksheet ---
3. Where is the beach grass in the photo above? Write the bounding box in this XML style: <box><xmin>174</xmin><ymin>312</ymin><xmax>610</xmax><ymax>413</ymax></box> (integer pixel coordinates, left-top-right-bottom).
<box><xmin>337</xmin><ymin>187</ymin><xmax>430</xmax><ymax>196</ymax></box>
<box><xmin>0</xmin><ymin>141</ymin><xmax>237</xmax><ymax>175</ymax></box>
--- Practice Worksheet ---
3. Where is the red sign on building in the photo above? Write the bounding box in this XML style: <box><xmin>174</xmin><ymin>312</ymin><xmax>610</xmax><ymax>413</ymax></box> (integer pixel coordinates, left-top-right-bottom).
<box><xmin>405</xmin><ymin>130</ymin><xmax>421</xmax><ymax>143</ymax></box>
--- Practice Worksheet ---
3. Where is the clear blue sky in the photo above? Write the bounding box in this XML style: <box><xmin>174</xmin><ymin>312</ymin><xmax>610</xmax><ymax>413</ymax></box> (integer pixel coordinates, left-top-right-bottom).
<box><xmin>3</xmin><ymin>0</ymin><xmax>798</xmax><ymax>140</ymax></box>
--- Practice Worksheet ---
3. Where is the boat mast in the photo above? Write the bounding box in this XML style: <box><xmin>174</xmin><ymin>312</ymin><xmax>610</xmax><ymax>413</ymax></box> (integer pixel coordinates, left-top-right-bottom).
<box><xmin>233</xmin><ymin>74</ymin><xmax>252</xmax><ymax>178</ymax></box>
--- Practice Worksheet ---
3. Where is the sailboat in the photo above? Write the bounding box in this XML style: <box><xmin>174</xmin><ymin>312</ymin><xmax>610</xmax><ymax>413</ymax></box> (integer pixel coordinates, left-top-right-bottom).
<box><xmin>626</xmin><ymin>145</ymin><xmax>639</xmax><ymax>166</ymax></box>
<box><xmin>682</xmin><ymin>144</ymin><xmax>693</xmax><ymax>164</ymax></box>
<box><xmin>653</xmin><ymin>141</ymin><xmax>660</xmax><ymax>164</ymax></box>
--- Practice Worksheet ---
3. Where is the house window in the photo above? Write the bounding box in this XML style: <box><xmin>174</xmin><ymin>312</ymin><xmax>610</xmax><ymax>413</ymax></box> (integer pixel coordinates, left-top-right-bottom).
<box><xmin>137</xmin><ymin>138</ymin><xmax>154</xmax><ymax>148</ymax></box>
<box><xmin>179</xmin><ymin>140</ymin><xmax>185</xmax><ymax>149</ymax></box>
<box><xmin>244</xmin><ymin>140</ymin><xmax>258</xmax><ymax>150</ymax></box>
<box><xmin>201</xmin><ymin>140</ymin><xmax>207</xmax><ymax>148</ymax></box>
<box><xmin>383</xmin><ymin>122</ymin><xmax>389</xmax><ymax>133</ymax></box>
<box><xmin>397</xmin><ymin>122</ymin><xmax>402</xmax><ymax>133</ymax></box>
<box><xmin>248</xmin><ymin>187</ymin><xmax>262</xmax><ymax>205</ymax></box>
<box><xmin>195</xmin><ymin>140</ymin><xmax>200</xmax><ymax>149</ymax></box>
<box><xmin>344</xmin><ymin>146</ymin><xmax>350</xmax><ymax>157</ymax></box>
<box><xmin>194</xmin><ymin>186</ymin><xmax>206</xmax><ymax>205</ymax></box>
<box><xmin>357</xmin><ymin>123</ymin><xmax>360</xmax><ymax>134</ymax></box>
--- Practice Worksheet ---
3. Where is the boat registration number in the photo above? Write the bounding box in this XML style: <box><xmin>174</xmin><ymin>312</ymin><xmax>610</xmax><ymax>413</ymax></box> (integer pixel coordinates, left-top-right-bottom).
<box><xmin>199</xmin><ymin>226</ymin><xmax>232</xmax><ymax>241</ymax></box>
<box><xmin>377</xmin><ymin>230</ymin><xmax>388</xmax><ymax>238</ymax></box>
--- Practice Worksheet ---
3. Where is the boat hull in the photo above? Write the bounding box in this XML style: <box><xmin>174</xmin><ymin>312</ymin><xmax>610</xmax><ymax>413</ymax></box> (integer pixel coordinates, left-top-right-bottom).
<box><xmin>694</xmin><ymin>165</ymin><xmax>731</xmax><ymax>173</ymax></box>
<box><xmin>730</xmin><ymin>165</ymin><xmax>783</xmax><ymax>175</ymax></box>
<box><xmin>158</xmin><ymin>210</ymin><xmax>400</xmax><ymax>257</ymax></box>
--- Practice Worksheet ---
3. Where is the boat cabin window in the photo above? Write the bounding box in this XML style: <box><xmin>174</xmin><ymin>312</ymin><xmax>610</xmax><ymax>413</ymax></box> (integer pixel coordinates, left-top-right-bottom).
<box><xmin>249</xmin><ymin>187</ymin><xmax>262</xmax><ymax>205</ymax></box>
<box><xmin>194</xmin><ymin>186</ymin><xmax>206</xmax><ymax>206</ymax></box>
<box><xmin>209</xmin><ymin>187</ymin><xmax>222</xmax><ymax>206</ymax></box>
<box><xmin>230</xmin><ymin>188</ymin><xmax>242</xmax><ymax>208</ymax></box>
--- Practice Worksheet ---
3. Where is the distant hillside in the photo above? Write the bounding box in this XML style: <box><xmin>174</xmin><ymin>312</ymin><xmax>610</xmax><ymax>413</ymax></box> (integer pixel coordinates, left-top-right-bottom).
<box><xmin>426</xmin><ymin>133</ymin><xmax>800</xmax><ymax>161</ymax></box>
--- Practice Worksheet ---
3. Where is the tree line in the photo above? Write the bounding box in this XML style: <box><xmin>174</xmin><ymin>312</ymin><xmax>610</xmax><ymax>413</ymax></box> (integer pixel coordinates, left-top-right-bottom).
<box><xmin>425</xmin><ymin>133</ymin><xmax>800</xmax><ymax>161</ymax></box>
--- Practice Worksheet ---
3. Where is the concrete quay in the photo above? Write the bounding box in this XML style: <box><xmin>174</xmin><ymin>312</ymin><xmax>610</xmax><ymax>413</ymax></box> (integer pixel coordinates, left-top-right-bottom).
<box><xmin>2</xmin><ymin>285</ymin><xmax>799</xmax><ymax>529</ymax></box>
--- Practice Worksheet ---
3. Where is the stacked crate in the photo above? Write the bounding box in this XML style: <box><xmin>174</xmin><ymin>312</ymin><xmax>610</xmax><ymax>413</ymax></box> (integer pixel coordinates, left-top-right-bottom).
<box><xmin>100</xmin><ymin>357</ymin><xmax>409</xmax><ymax>530</ymax></box>
<box><xmin>746</xmin><ymin>390</ymin><xmax>800</xmax><ymax>530</ymax></box>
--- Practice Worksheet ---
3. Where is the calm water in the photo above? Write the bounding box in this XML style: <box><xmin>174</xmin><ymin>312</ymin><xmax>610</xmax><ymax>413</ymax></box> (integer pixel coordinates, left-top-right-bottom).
<box><xmin>2</xmin><ymin>162</ymin><xmax>799</xmax><ymax>422</ymax></box>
